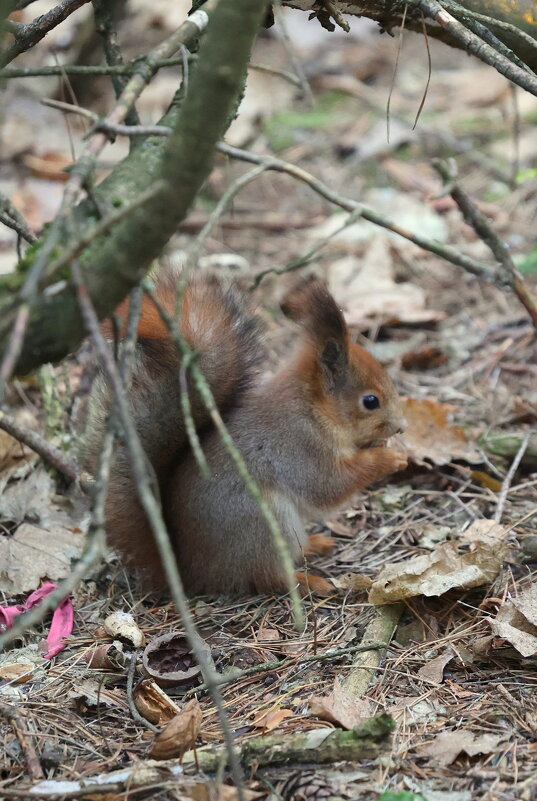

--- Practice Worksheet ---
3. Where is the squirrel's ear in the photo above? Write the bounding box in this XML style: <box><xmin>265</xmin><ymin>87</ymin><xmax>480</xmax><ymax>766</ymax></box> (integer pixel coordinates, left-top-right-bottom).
<box><xmin>281</xmin><ymin>278</ymin><xmax>349</xmax><ymax>391</ymax></box>
<box><xmin>320</xmin><ymin>337</ymin><xmax>347</xmax><ymax>391</ymax></box>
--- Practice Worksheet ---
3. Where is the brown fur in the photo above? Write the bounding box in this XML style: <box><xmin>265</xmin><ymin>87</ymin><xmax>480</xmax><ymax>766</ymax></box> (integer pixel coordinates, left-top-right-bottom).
<box><xmin>164</xmin><ymin>277</ymin><xmax>407</xmax><ymax>596</ymax></box>
<box><xmin>85</xmin><ymin>273</ymin><xmax>407</xmax><ymax>596</ymax></box>
<box><xmin>82</xmin><ymin>267</ymin><xmax>262</xmax><ymax>582</ymax></box>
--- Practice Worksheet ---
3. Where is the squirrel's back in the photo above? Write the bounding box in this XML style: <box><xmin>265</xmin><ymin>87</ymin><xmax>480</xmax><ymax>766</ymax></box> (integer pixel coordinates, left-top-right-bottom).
<box><xmin>82</xmin><ymin>268</ymin><xmax>262</xmax><ymax>581</ymax></box>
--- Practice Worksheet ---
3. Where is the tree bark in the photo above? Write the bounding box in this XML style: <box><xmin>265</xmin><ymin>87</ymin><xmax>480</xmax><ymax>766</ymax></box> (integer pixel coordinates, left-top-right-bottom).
<box><xmin>284</xmin><ymin>0</ymin><xmax>537</xmax><ymax>70</ymax></box>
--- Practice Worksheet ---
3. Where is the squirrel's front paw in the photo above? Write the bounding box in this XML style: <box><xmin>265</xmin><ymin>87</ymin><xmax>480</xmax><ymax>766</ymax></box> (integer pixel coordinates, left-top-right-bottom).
<box><xmin>385</xmin><ymin>448</ymin><xmax>408</xmax><ymax>473</ymax></box>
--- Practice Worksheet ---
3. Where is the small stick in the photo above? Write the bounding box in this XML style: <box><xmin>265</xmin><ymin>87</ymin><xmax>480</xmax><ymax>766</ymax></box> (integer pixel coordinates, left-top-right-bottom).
<box><xmin>434</xmin><ymin>159</ymin><xmax>537</xmax><ymax>329</ymax></box>
<box><xmin>126</xmin><ymin>653</ymin><xmax>160</xmax><ymax>734</ymax></box>
<box><xmin>185</xmin><ymin>641</ymin><xmax>385</xmax><ymax>697</ymax></box>
<box><xmin>494</xmin><ymin>431</ymin><xmax>531</xmax><ymax>523</ymax></box>
<box><xmin>0</xmin><ymin>703</ymin><xmax>44</xmax><ymax>781</ymax></box>
<box><xmin>0</xmin><ymin>409</ymin><xmax>92</xmax><ymax>492</ymax></box>
<box><xmin>342</xmin><ymin>603</ymin><xmax>404</xmax><ymax>697</ymax></box>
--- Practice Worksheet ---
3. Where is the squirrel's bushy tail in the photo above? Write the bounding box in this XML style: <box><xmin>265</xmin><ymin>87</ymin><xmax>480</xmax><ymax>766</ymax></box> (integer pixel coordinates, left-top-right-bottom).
<box><xmin>82</xmin><ymin>267</ymin><xmax>263</xmax><ymax>582</ymax></box>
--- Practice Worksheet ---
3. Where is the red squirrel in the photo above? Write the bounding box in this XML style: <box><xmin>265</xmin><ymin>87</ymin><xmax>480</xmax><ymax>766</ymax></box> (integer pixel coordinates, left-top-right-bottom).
<box><xmin>84</xmin><ymin>268</ymin><xmax>407</xmax><ymax>595</ymax></box>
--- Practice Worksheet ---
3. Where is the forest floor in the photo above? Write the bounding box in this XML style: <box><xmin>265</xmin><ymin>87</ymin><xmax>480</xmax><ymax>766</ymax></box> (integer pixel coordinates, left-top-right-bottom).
<box><xmin>1</xmin><ymin>4</ymin><xmax>537</xmax><ymax>801</ymax></box>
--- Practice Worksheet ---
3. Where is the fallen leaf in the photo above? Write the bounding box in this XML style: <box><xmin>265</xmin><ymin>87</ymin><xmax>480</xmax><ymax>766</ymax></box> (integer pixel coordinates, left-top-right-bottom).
<box><xmin>416</xmin><ymin>730</ymin><xmax>504</xmax><ymax>766</ymax></box>
<box><xmin>401</xmin><ymin>345</ymin><xmax>447</xmax><ymax>371</ymax></box>
<box><xmin>328</xmin><ymin>237</ymin><xmax>442</xmax><ymax>327</ymax></box>
<box><xmin>148</xmin><ymin>699</ymin><xmax>202</xmax><ymax>760</ymax></box>
<box><xmin>142</xmin><ymin>631</ymin><xmax>206</xmax><ymax>688</ymax></box>
<box><xmin>23</xmin><ymin>152</ymin><xmax>72</xmax><ymax>181</ymax></box>
<box><xmin>400</xmin><ymin>398</ymin><xmax>482</xmax><ymax>466</ymax></box>
<box><xmin>489</xmin><ymin>583</ymin><xmax>537</xmax><ymax>657</ymax></box>
<box><xmin>190</xmin><ymin>782</ymin><xmax>263</xmax><ymax>801</ymax></box>
<box><xmin>0</xmin><ymin>522</ymin><xmax>85</xmax><ymax>595</ymax></box>
<box><xmin>0</xmin><ymin>428</ymin><xmax>35</xmax><ymax>475</ymax></box>
<box><xmin>252</xmin><ymin>707</ymin><xmax>294</xmax><ymax>731</ymax></box>
<box><xmin>417</xmin><ymin>649</ymin><xmax>455</xmax><ymax>684</ymax></box>
<box><xmin>257</xmin><ymin>628</ymin><xmax>281</xmax><ymax>642</ymax></box>
<box><xmin>471</xmin><ymin>471</ymin><xmax>502</xmax><ymax>493</ymax></box>
<box><xmin>85</xmin><ymin>643</ymin><xmax>128</xmax><ymax>671</ymax></box>
<box><xmin>332</xmin><ymin>572</ymin><xmax>372</xmax><ymax>592</ymax></box>
<box><xmin>309</xmin><ymin>677</ymin><xmax>371</xmax><ymax>729</ymax></box>
<box><xmin>103</xmin><ymin>611</ymin><xmax>145</xmax><ymax>648</ymax></box>
<box><xmin>69</xmin><ymin>680</ymin><xmax>129</xmax><ymax>711</ymax></box>
<box><xmin>0</xmin><ymin>662</ymin><xmax>35</xmax><ymax>683</ymax></box>
<box><xmin>369</xmin><ymin>520</ymin><xmax>506</xmax><ymax>605</ymax></box>
<box><xmin>133</xmin><ymin>680</ymin><xmax>180</xmax><ymax>725</ymax></box>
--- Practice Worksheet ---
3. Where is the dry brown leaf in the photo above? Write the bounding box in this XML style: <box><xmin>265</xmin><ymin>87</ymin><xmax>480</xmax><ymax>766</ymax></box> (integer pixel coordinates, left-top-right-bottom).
<box><xmin>329</xmin><ymin>237</ymin><xmax>443</xmax><ymax>327</ymax></box>
<box><xmin>417</xmin><ymin>649</ymin><xmax>455</xmax><ymax>684</ymax></box>
<box><xmin>252</xmin><ymin>707</ymin><xmax>294</xmax><ymax>732</ymax></box>
<box><xmin>0</xmin><ymin>662</ymin><xmax>35</xmax><ymax>683</ymax></box>
<box><xmin>0</xmin><ymin>428</ymin><xmax>34</xmax><ymax>475</ymax></box>
<box><xmin>471</xmin><ymin>471</ymin><xmax>502</xmax><ymax>493</ymax></box>
<box><xmin>85</xmin><ymin>643</ymin><xmax>128</xmax><ymax>671</ymax></box>
<box><xmin>401</xmin><ymin>345</ymin><xmax>447</xmax><ymax>371</ymax></box>
<box><xmin>332</xmin><ymin>572</ymin><xmax>372</xmax><ymax>592</ymax></box>
<box><xmin>0</xmin><ymin>522</ymin><xmax>85</xmax><ymax>594</ymax></box>
<box><xmin>309</xmin><ymin>677</ymin><xmax>371</xmax><ymax>729</ymax></box>
<box><xmin>23</xmin><ymin>152</ymin><xmax>72</xmax><ymax>182</ymax></box>
<box><xmin>369</xmin><ymin>520</ymin><xmax>505</xmax><ymax>605</ymax></box>
<box><xmin>489</xmin><ymin>583</ymin><xmax>537</xmax><ymax>657</ymax></box>
<box><xmin>190</xmin><ymin>782</ymin><xmax>262</xmax><ymax>801</ymax></box>
<box><xmin>257</xmin><ymin>628</ymin><xmax>280</xmax><ymax>642</ymax></box>
<box><xmin>103</xmin><ymin>611</ymin><xmax>145</xmax><ymax>648</ymax></box>
<box><xmin>148</xmin><ymin>699</ymin><xmax>202</xmax><ymax>760</ymax></box>
<box><xmin>416</xmin><ymin>730</ymin><xmax>504</xmax><ymax>766</ymax></box>
<box><xmin>133</xmin><ymin>681</ymin><xmax>180</xmax><ymax>725</ymax></box>
<box><xmin>400</xmin><ymin>398</ymin><xmax>482</xmax><ymax>466</ymax></box>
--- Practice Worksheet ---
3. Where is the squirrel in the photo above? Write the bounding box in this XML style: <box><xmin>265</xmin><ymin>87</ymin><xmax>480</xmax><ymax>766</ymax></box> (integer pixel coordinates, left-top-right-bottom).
<box><xmin>83</xmin><ymin>268</ymin><xmax>407</xmax><ymax>596</ymax></box>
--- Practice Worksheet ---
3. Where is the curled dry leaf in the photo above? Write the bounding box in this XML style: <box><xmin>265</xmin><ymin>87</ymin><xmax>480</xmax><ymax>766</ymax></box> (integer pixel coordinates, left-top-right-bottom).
<box><xmin>190</xmin><ymin>782</ymin><xmax>263</xmax><ymax>801</ymax></box>
<box><xmin>489</xmin><ymin>583</ymin><xmax>537</xmax><ymax>657</ymax></box>
<box><xmin>142</xmin><ymin>631</ymin><xmax>207</xmax><ymax>688</ymax></box>
<box><xmin>309</xmin><ymin>677</ymin><xmax>371</xmax><ymax>730</ymax></box>
<box><xmin>417</xmin><ymin>649</ymin><xmax>455</xmax><ymax>685</ymax></box>
<box><xmin>0</xmin><ymin>662</ymin><xmax>35</xmax><ymax>683</ymax></box>
<box><xmin>400</xmin><ymin>398</ymin><xmax>481</xmax><ymax>467</ymax></box>
<box><xmin>369</xmin><ymin>520</ymin><xmax>506</xmax><ymax>605</ymax></box>
<box><xmin>85</xmin><ymin>643</ymin><xmax>128</xmax><ymax>671</ymax></box>
<box><xmin>332</xmin><ymin>572</ymin><xmax>372</xmax><ymax>592</ymax></box>
<box><xmin>416</xmin><ymin>730</ymin><xmax>504</xmax><ymax>766</ymax></box>
<box><xmin>133</xmin><ymin>680</ymin><xmax>180</xmax><ymax>725</ymax></box>
<box><xmin>329</xmin><ymin>237</ymin><xmax>443</xmax><ymax>328</ymax></box>
<box><xmin>103</xmin><ymin>611</ymin><xmax>145</xmax><ymax>649</ymax></box>
<box><xmin>148</xmin><ymin>698</ymin><xmax>202</xmax><ymax>760</ymax></box>
<box><xmin>253</xmin><ymin>707</ymin><xmax>294</xmax><ymax>732</ymax></box>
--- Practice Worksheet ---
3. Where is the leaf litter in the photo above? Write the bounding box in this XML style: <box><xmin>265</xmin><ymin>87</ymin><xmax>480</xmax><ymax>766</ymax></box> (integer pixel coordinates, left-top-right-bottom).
<box><xmin>1</xmin><ymin>5</ymin><xmax>537</xmax><ymax>801</ymax></box>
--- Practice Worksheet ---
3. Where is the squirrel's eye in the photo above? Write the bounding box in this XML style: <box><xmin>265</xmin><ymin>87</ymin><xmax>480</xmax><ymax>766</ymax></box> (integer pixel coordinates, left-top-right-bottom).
<box><xmin>362</xmin><ymin>394</ymin><xmax>380</xmax><ymax>411</ymax></box>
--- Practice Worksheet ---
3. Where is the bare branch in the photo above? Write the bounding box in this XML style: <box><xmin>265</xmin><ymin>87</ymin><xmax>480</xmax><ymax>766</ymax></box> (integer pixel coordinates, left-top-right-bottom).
<box><xmin>1</xmin><ymin>0</ymin><xmax>92</xmax><ymax>67</ymax></box>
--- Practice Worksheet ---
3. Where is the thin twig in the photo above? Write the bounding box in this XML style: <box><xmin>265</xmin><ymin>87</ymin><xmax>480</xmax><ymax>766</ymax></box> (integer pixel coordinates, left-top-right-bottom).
<box><xmin>407</xmin><ymin>0</ymin><xmax>537</xmax><ymax>98</ymax></box>
<box><xmin>70</xmin><ymin>260</ymin><xmax>246</xmax><ymax>799</ymax></box>
<box><xmin>251</xmin><ymin>206</ymin><xmax>364</xmax><ymax>288</ymax></box>
<box><xmin>0</xmin><ymin>192</ymin><xmax>37</xmax><ymax>244</ymax></box>
<box><xmin>186</xmin><ymin>641</ymin><xmax>385</xmax><ymax>697</ymax></box>
<box><xmin>217</xmin><ymin>142</ymin><xmax>498</xmax><ymax>282</ymax></box>
<box><xmin>0</xmin><ymin>409</ymin><xmax>91</xmax><ymax>490</ymax></box>
<box><xmin>92</xmin><ymin>0</ymin><xmax>140</xmax><ymax>127</ymax></box>
<box><xmin>185</xmin><ymin>163</ymin><xmax>269</xmax><ymax>272</ymax></box>
<box><xmin>0</xmin><ymin>7</ymin><xmax>211</xmax><ymax>403</ymax></box>
<box><xmin>0</xmin><ymin>703</ymin><xmax>44</xmax><ymax>781</ymax></box>
<box><xmin>144</xmin><ymin>285</ymin><xmax>305</xmax><ymax>632</ymax></box>
<box><xmin>126</xmin><ymin>652</ymin><xmax>160</xmax><ymax>733</ymax></box>
<box><xmin>434</xmin><ymin>159</ymin><xmax>537</xmax><ymax>328</ymax></box>
<box><xmin>495</xmin><ymin>431</ymin><xmax>532</xmax><ymax>522</ymax></box>
<box><xmin>1</xmin><ymin>0</ymin><xmax>92</xmax><ymax>67</ymax></box>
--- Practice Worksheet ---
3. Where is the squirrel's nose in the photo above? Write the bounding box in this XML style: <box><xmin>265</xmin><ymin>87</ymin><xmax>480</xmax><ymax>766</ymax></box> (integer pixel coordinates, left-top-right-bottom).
<box><xmin>394</xmin><ymin>417</ymin><xmax>407</xmax><ymax>435</ymax></box>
